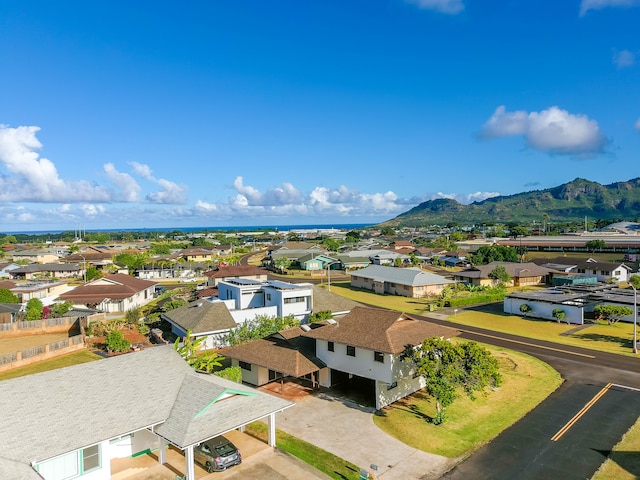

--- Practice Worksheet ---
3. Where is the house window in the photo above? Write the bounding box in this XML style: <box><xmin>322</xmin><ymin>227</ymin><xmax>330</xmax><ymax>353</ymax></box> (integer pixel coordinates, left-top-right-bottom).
<box><xmin>374</xmin><ymin>351</ymin><xmax>384</xmax><ymax>363</ymax></box>
<box><xmin>266</xmin><ymin>293</ymin><xmax>271</xmax><ymax>301</ymax></box>
<box><xmin>269</xmin><ymin>369</ymin><xmax>280</xmax><ymax>381</ymax></box>
<box><xmin>239</xmin><ymin>361</ymin><xmax>252</xmax><ymax>371</ymax></box>
<box><xmin>387</xmin><ymin>381</ymin><xmax>398</xmax><ymax>390</ymax></box>
<box><xmin>346</xmin><ymin>345</ymin><xmax>356</xmax><ymax>357</ymax></box>
<box><xmin>284</xmin><ymin>296</ymin><xmax>306</xmax><ymax>304</ymax></box>
<box><xmin>328</xmin><ymin>341</ymin><xmax>334</xmax><ymax>352</ymax></box>
<box><xmin>82</xmin><ymin>444</ymin><xmax>101</xmax><ymax>473</ymax></box>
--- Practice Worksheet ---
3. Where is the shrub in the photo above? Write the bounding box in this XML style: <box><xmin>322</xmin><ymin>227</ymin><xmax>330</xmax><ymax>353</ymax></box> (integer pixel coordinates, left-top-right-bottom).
<box><xmin>105</xmin><ymin>330</ymin><xmax>131</xmax><ymax>353</ymax></box>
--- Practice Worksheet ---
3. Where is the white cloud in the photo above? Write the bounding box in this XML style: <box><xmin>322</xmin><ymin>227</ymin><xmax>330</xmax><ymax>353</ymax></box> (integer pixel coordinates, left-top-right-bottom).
<box><xmin>407</xmin><ymin>0</ymin><xmax>464</xmax><ymax>14</ymax></box>
<box><xmin>129</xmin><ymin>161</ymin><xmax>187</xmax><ymax>204</ymax></box>
<box><xmin>580</xmin><ymin>0</ymin><xmax>639</xmax><ymax>15</ymax></box>
<box><xmin>635</xmin><ymin>118</ymin><xmax>640</xmax><ymax>132</ymax></box>
<box><xmin>434</xmin><ymin>191</ymin><xmax>501</xmax><ymax>204</ymax></box>
<box><xmin>613</xmin><ymin>49</ymin><xmax>636</xmax><ymax>69</ymax></box>
<box><xmin>480</xmin><ymin>106</ymin><xmax>608</xmax><ymax>156</ymax></box>
<box><xmin>103</xmin><ymin>163</ymin><xmax>140</xmax><ymax>202</ymax></box>
<box><xmin>0</xmin><ymin>125</ymin><xmax>112</xmax><ymax>202</ymax></box>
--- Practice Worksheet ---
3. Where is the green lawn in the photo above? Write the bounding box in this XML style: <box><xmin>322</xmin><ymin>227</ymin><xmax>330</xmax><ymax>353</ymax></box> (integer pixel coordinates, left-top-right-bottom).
<box><xmin>245</xmin><ymin>422</ymin><xmax>361</xmax><ymax>480</ymax></box>
<box><xmin>592</xmin><ymin>416</ymin><xmax>640</xmax><ymax>480</ymax></box>
<box><xmin>326</xmin><ymin>282</ymin><xmax>639</xmax><ymax>356</ymax></box>
<box><xmin>0</xmin><ymin>349</ymin><xmax>102</xmax><ymax>381</ymax></box>
<box><xmin>373</xmin><ymin>345</ymin><xmax>562</xmax><ymax>458</ymax></box>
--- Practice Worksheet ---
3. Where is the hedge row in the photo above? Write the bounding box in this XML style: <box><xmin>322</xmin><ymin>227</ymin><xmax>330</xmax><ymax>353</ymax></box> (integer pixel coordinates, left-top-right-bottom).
<box><xmin>444</xmin><ymin>293</ymin><xmax>505</xmax><ymax>307</ymax></box>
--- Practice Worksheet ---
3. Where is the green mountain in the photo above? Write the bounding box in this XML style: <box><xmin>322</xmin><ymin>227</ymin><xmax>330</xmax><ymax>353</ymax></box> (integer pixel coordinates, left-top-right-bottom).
<box><xmin>381</xmin><ymin>177</ymin><xmax>640</xmax><ymax>226</ymax></box>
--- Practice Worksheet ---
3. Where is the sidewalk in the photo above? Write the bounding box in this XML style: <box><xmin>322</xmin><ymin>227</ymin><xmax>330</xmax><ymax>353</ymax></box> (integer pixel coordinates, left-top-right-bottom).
<box><xmin>276</xmin><ymin>392</ymin><xmax>459</xmax><ymax>480</ymax></box>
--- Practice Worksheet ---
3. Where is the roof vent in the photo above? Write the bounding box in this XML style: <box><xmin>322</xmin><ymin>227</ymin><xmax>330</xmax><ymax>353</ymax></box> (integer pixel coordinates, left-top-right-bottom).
<box><xmin>326</xmin><ymin>319</ymin><xmax>337</xmax><ymax>325</ymax></box>
<box><xmin>300</xmin><ymin>324</ymin><xmax>311</xmax><ymax>332</ymax></box>
<box><xmin>196</xmin><ymin>302</ymin><xmax>203</xmax><ymax>308</ymax></box>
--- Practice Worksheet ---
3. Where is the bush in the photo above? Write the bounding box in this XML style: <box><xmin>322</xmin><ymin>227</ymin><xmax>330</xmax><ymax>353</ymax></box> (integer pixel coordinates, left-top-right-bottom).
<box><xmin>105</xmin><ymin>330</ymin><xmax>131</xmax><ymax>353</ymax></box>
<box><xmin>214</xmin><ymin>366</ymin><xmax>242</xmax><ymax>383</ymax></box>
<box><xmin>445</xmin><ymin>292</ymin><xmax>506</xmax><ymax>307</ymax></box>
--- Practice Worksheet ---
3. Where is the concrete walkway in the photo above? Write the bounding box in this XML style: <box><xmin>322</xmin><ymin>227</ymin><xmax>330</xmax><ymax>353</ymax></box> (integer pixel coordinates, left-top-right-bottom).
<box><xmin>277</xmin><ymin>392</ymin><xmax>459</xmax><ymax>480</ymax></box>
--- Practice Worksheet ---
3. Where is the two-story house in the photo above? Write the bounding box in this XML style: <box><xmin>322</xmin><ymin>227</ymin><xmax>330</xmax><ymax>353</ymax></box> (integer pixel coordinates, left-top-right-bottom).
<box><xmin>216</xmin><ymin>279</ymin><xmax>313</xmax><ymax>323</ymax></box>
<box><xmin>303</xmin><ymin>307</ymin><xmax>459</xmax><ymax>409</ymax></box>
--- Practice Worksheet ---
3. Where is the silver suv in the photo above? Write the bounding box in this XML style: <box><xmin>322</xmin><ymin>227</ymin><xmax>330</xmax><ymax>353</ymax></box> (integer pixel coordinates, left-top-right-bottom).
<box><xmin>194</xmin><ymin>435</ymin><xmax>242</xmax><ymax>473</ymax></box>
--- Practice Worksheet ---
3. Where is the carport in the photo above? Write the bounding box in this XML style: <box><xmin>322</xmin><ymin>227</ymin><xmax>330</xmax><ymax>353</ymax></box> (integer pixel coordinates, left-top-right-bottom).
<box><xmin>329</xmin><ymin>369</ymin><xmax>376</xmax><ymax>407</ymax></box>
<box><xmin>151</xmin><ymin>373</ymin><xmax>294</xmax><ymax>480</ymax></box>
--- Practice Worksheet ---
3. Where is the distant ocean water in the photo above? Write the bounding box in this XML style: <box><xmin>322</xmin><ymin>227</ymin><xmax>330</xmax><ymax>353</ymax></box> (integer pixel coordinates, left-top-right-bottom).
<box><xmin>6</xmin><ymin>223</ymin><xmax>374</xmax><ymax>236</ymax></box>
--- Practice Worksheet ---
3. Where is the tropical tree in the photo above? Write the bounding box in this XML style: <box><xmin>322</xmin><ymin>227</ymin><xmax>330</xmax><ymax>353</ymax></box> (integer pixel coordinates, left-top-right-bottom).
<box><xmin>0</xmin><ymin>288</ymin><xmax>19</xmax><ymax>303</ymax></box>
<box><xmin>225</xmin><ymin>314</ymin><xmax>299</xmax><ymax>346</ymax></box>
<box><xmin>552</xmin><ymin>308</ymin><xmax>567</xmax><ymax>324</ymax></box>
<box><xmin>273</xmin><ymin>256</ymin><xmax>292</xmax><ymax>273</ymax></box>
<box><xmin>629</xmin><ymin>274</ymin><xmax>640</xmax><ymax>290</ymax></box>
<box><xmin>25</xmin><ymin>298</ymin><xmax>44</xmax><ymax>321</ymax></box>
<box><xmin>174</xmin><ymin>329</ymin><xmax>224</xmax><ymax>373</ymax></box>
<box><xmin>322</xmin><ymin>238</ymin><xmax>341</xmax><ymax>252</ymax></box>
<box><xmin>488</xmin><ymin>265</ymin><xmax>511</xmax><ymax>286</ymax></box>
<box><xmin>585</xmin><ymin>239</ymin><xmax>606</xmax><ymax>253</ymax></box>
<box><xmin>49</xmin><ymin>301</ymin><xmax>72</xmax><ymax>318</ymax></box>
<box><xmin>345</xmin><ymin>230</ymin><xmax>361</xmax><ymax>243</ymax></box>
<box><xmin>472</xmin><ymin>245</ymin><xmax>518</xmax><ymax>265</ymax></box>
<box><xmin>519</xmin><ymin>303</ymin><xmax>532</xmax><ymax>317</ymax></box>
<box><xmin>86</xmin><ymin>266</ymin><xmax>102</xmax><ymax>282</ymax></box>
<box><xmin>594</xmin><ymin>305</ymin><xmax>633</xmax><ymax>325</ymax></box>
<box><xmin>402</xmin><ymin>338</ymin><xmax>501</xmax><ymax>425</ymax></box>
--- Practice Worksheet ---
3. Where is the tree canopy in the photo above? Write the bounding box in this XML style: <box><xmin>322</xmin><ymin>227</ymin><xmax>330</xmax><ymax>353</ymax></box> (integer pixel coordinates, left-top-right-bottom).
<box><xmin>402</xmin><ymin>338</ymin><xmax>501</xmax><ymax>425</ymax></box>
<box><xmin>585</xmin><ymin>239</ymin><xmax>606</xmax><ymax>253</ymax></box>
<box><xmin>488</xmin><ymin>265</ymin><xmax>511</xmax><ymax>285</ymax></box>
<box><xmin>594</xmin><ymin>304</ymin><xmax>633</xmax><ymax>325</ymax></box>
<box><xmin>0</xmin><ymin>288</ymin><xmax>19</xmax><ymax>303</ymax></box>
<box><xmin>25</xmin><ymin>298</ymin><xmax>44</xmax><ymax>321</ymax></box>
<box><xmin>174</xmin><ymin>329</ymin><xmax>224</xmax><ymax>373</ymax></box>
<box><xmin>472</xmin><ymin>245</ymin><xmax>518</xmax><ymax>265</ymax></box>
<box><xmin>225</xmin><ymin>314</ymin><xmax>299</xmax><ymax>346</ymax></box>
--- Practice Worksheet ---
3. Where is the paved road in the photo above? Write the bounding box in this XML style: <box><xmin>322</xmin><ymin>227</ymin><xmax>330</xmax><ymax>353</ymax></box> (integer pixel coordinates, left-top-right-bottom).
<box><xmin>419</xmin><ymin>312</ymin><xmax>640</xmax><ymax>480</ymax></box>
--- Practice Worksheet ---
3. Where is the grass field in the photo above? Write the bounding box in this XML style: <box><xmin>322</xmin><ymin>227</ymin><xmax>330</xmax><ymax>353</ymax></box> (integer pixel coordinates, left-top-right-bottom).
<box><xmin>326</xmin><ymin>281</ymin><xmax>639</xmax><ymax>356</ymax></box>
<box><xmin>373</xmin><ymin>345</ymin><xmax>562</xmax><ymax>458</ymax></box>
<box><xmin>0</xmin><ymin>349</ymin><xmax>102</xmax><ymax>381</ymax></box>
<box><xmin>592</xmin><ymin>416</ymin><xmax>640</xmax><ymax>480</ymax></box>
<box><xmin>245</xmin><ymin>422</ymin><xmax>361</xmax><ymax>480</ymax></box>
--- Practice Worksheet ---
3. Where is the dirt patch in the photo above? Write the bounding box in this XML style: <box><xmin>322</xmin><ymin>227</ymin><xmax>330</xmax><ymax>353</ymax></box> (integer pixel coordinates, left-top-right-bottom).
<box><xmin>86</xmin><ymin>326</ymin><xmax>153</xmax><ymax>354</ymax></box>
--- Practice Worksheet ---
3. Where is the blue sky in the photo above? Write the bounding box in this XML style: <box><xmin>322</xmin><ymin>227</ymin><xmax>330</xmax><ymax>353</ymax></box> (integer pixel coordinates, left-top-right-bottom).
<box><xmin>1</xmin><ymin>0</ymin><xmax>639</xmax><ymax>232</ymax></box>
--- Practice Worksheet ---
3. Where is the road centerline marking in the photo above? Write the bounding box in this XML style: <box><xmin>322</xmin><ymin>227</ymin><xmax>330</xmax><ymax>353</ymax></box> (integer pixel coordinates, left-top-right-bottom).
<box><xmin>551</xmin><ymin>383</ymin><xmax>612</xmax><ymax>442</ymax></box>
<box><xmin>458</xmin><ymin>329</ymin><xmax>596</xmax><ymax>359</ymax></box>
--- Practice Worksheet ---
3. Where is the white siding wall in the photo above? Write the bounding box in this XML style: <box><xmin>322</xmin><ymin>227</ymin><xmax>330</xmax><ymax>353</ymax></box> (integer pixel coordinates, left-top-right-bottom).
<box><xmin>376</xmin><ymin>374</ymin><xmax>426</xmax><ymax>410</ymax></box>
<box><xmin>315</xmin><ymin>340</ymin><xmax>393</xmax><ymax>383</ymax></box>
<box><xmin>503</xmin><ymin>297</ymin><xmax>584</xmax><ymax>325</ymax></box>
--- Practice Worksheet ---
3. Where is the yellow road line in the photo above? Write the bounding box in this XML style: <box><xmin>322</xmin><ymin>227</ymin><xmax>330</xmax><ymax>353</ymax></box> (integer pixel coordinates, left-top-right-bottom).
<box><xmin>459</xmin><ymin>329</ymin><xmax>596</xmax><ymax>359</ymax></box>
<box><xmin>551</xmin><ymin>383</ymin><xmax>612</xmax><ymax>442</ymax></box>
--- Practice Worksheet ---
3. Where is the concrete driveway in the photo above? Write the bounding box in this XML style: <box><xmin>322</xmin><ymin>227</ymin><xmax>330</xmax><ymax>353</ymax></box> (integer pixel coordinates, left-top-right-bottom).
<box><xmin>276</xmin><ymin>392</ymin><xmax>459</xmax><ymax>480</ymax></box>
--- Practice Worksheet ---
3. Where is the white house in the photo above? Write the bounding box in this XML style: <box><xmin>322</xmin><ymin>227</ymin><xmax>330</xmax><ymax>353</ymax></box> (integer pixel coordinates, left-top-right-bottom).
<box><xmin>59</xmin><ymin>273</ymin><xmax>157</xmax><ymax>313</ymax></box>
<box><xmin>303</xmin><ymin>306</ymin><xmax>460</xmax><ymax>409</ymax></box>
<box><xmin>216</xmin><ymin>279</ymin><xmax>313</xmax><ymax>323</ymax></box>
<box><xmin>536</xmin><ymin>257</ymin><xmax>633</xmax><ymax>283</ymax></box>
<box><xmin>0</xmin><ymin>346</ymin><xmax>293</xmax><ymax>480</ymax></box>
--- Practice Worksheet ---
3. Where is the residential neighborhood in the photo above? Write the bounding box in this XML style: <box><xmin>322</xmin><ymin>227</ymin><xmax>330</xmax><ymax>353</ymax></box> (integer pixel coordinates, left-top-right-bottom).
<box><xmin>0</xmin><ymin>224</ymin><xmax>639</xmax><ymax>480</ymax></box>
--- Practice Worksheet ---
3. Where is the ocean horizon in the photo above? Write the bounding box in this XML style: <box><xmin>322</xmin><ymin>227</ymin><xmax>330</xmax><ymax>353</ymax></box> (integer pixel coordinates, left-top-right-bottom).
<box><xmin>5</xmin><ymin>223</ymin><xmax>374</xmax><ymax>236</ymax></box>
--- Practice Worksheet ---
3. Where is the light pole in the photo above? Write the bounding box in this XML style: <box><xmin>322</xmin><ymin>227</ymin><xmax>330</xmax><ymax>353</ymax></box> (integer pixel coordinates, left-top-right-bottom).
<box><xmin>631</xmin><ymin>284</ymin><xmax>637</xmax><ymax>354</ymax></box>
<box><xmin>80</xmin><ymin>255</ymin><xmax>87</xmax><ymax>284</ymax></box>
<box><xmin>327</xmin><ymin>261</ymin><xmax>339</xmax><ymax>292</ymax></box>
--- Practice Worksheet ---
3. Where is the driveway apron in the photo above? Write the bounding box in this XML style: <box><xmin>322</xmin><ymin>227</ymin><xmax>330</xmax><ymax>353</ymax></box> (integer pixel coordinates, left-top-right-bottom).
<box><xmin>277</xmin><ymin>392</ymin><xmax>459</xmax><ymax>480</ymax></box>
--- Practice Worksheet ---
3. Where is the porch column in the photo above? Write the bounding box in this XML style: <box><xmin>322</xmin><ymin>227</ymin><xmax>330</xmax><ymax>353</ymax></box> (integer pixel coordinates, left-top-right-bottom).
<box><xmin>267</xmin><ymin>413</ymin><xmax>276</xmax><ymax>447</ymax></box>
<box><xmin>157</xmin><ymin>437</ymin><xmax>167</xmax><ymax>464</ymax></box>
<box><xmin>184</xmin><ymin>445</ymin><xmax>195</xmax><ymax>480</ymax></box>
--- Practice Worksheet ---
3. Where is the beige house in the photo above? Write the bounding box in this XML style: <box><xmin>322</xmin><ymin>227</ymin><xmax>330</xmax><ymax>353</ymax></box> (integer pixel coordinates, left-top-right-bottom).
<box><xmin>453</xmin><ymin>261</ymin><xmax>552</xmax><ymax>287</ymax></box>
<box><xmin>349</xmin><ymin>264</ymin><xmax>453</xmax><ymax>298</ymax></box>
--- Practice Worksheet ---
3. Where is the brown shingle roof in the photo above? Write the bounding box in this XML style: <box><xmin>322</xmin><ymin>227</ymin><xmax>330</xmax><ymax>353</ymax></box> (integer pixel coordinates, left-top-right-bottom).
<box><xmin>221</xmin><ymin>329</ymin><xmax>325</xmax><ymax>378</ymax></box>
<box><xmin>303</xmin><ymin>306</ymin><xmax>460</xmax><ymax>354</ymax></box>
<box><xmin>203</xmin><ymin>265</ymin><xmax>267</xmax><ymax>278</ymax></box>
<box><xmin>59</xmin><ymin>273</ymin><xmax>156</xmax><ymax>302</ymax></box>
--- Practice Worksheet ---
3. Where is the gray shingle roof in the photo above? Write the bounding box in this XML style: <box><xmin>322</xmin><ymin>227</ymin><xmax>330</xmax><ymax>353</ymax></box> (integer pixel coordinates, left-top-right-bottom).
<box><xmin>0</xmin><ymin>346</ymin><xmax>292</xmax><ymax>475</ymax></box>
<box><xmin>349</xmin><ymin>264</ymin><xmax>453</xmax><ymax>286</ymax></box>
<box><xmin>163</xmin><ymin>300</ymin><xmax>237</xmax><ymax>333</ymax></box>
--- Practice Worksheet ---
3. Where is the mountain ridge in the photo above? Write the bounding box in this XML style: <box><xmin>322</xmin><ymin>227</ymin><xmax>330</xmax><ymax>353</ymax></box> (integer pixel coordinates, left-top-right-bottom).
<box><xmin>380</xmin><ymin>177</ymin><xmax>640</xmax><ymax>226</ymax></box>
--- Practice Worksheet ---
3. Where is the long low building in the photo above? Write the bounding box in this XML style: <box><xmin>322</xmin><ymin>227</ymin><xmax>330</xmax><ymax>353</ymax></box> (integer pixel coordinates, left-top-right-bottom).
<box><xmin>504</xmin><ymin>283</ymin><xmax>638</xmax><ymax>325</ymax></box>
